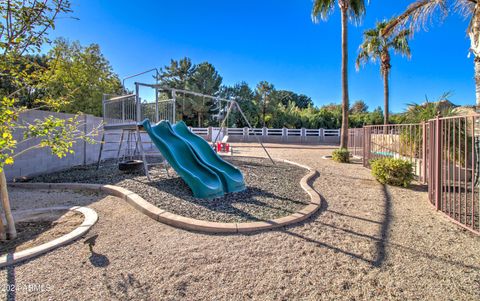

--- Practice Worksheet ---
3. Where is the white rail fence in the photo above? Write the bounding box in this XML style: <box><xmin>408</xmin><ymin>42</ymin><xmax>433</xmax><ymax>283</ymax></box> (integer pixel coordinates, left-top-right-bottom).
<box><xmin>190</xmin><ymin>127</ymin><xmax>340</xmax><ymax>144</ymax></box>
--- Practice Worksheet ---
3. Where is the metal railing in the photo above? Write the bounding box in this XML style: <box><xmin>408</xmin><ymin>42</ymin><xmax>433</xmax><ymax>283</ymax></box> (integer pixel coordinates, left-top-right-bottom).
<box><xmin>350</xmin><ymin>116</ymin><xmax>479</xmax><ymax>235</ymax></box>
<box><xmin>427</xmin><ymin>115</ymin><xmax>479</xmax><ymax>234</ymax></box>
<box><xmin>363</xmin><ymin>124</ymin><xmax>427</xmax><ymax>182</ymax></box>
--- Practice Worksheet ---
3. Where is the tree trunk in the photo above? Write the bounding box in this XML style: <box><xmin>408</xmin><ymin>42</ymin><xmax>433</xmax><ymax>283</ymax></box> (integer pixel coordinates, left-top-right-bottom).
<box><xmin>475</xmin><ymin>57</ymin><xmax>480</xmax><ymax>109</ymax></box>
<box><xmin>473</xmin><ymin>4</ymin><xmax>480</xmax><ymax>109</ymax></box>
<box><xmin>340</xmin><ymin>6</ymin><xmax>349</xmax><ymax>149</ymax></box>
<box><xmin>0</xmin><ymin>171</ymin><xmax>16</xmax><ymax>239</ymax></box>
<box><xmin>262</xmin><ymin>102</ymin><xmax>266</xmax><ymax>127</ymax></box>
<box><xmin>383</xmin><ymin>68</ymin><xmax>390</xmax><ymax>125</ymax></box>
<box><xmin>0</xmin><ymin>210</ymin><xmax>6</xmax><ymax>240</ymax></box>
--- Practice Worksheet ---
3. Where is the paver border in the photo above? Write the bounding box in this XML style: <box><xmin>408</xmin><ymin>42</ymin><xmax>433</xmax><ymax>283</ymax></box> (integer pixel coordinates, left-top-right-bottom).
<box><xmin>9</xmin><ymin>158</ymin><xmax>321</xmax><ymax>233</ymax></box>
<box><xmin>0</xmin><ymin>206</ymin><xmax>98</xmax><ymax>268</ymax></box>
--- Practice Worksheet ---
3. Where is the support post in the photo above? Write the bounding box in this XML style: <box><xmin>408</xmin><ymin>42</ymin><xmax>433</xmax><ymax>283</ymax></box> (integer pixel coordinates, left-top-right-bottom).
<box><xmin>136</xmin><ymin>126</ymin><xmax>151</xmax><ymax>181</ymax></box>
<box><xmin>422</xmin><ymin>122</ymin><xmax>427</xmax><ymax>184</ymax></box>
<box><xmin>155</xmin><ymin>87</ymin><xmax>159</xmax><ymax>123</ymax></box>
<box><xmin>135</xmin><ymin>83</ymin><xmax>141</xmax><ymax>122</ymax></box>
<box><xmin>435</xmin><ymin>117</ymin><xmax>442</xmax><ymax>210</ymax></box>
<box><xmin>96</xmin><ymin>132</ymin><xmax>105</xmax><ymax>170</ymax></box>
<box><xmin>172</xmin><ymin>89</ymin><xmax>177</xmax><ymax>123</ymax></box>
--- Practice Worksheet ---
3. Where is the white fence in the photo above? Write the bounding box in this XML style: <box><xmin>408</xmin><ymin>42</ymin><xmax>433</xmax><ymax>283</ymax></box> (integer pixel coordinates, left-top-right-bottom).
<box><xmin>190</xmin><ymin>127</ymin><xmax>340</xmax><ymax>144</ymax></box>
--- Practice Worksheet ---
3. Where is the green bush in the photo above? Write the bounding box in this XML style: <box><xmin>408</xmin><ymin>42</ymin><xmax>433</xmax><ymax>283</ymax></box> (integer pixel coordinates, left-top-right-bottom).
<box><xmin>332</xmin><ymin>148</ymin><xmax>350</xmax><ymax>163</ymax></box>
<box><xmin>370</xmin><ymin>157</ymin><xmax>414</xmax><ymax>187</ymax></box>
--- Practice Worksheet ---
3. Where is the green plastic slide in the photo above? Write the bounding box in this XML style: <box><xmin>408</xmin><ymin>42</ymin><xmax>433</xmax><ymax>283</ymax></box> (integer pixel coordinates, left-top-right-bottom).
<box><xmin>172</xmin><ymin>121</ymin><xmax>246</xmax><ymax>193</ymax></box>
<box><xmin>141</xmin><ymin>119</ymin><xmax>224</xmax><ymax>199</ymax></box>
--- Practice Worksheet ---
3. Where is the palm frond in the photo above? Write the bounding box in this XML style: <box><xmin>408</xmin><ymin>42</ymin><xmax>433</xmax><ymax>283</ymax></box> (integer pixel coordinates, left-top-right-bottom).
<box><xmin>454</xmin><ymin>0</ymin><xmax>476</xmax><ymax>19</ymax></box>
<box><xmin>390</xmin><ymin>29</ymin><xmax>412</xmax><ymax>58</ymax></box>
<box><xmin>311</xmin><ymin>0</ymin><xmax>336</xmax><ymax>22</ymax></box>
<box><xmin>382</xmin><ymin>0</ymin><xmax>448</xmax><ymax>37</ymax></box>
<box><xmin>348</xmin><ymin>0</ymin><xmax>368</xmax><ymax>24</ymax></box>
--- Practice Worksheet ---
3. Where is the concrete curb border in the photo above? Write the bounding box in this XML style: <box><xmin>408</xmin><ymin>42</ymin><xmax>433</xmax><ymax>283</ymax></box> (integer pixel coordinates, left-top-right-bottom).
<box><xmin>10</xmin><ymin>159</ymin><xmax>321</xmax><ymax>234</ymax></box>
<box><xmin>0</xmin><ymin>206</ymin><xmax>98</xmax><ymax>268</ymax></box>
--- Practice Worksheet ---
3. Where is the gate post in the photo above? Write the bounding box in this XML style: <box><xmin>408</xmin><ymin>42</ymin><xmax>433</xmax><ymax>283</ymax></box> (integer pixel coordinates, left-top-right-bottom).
<box><xmin>422</xmin><ymin>122</ymin><xmax>427</xmax><ymax>184</ymax></box>
<box><xmin>434</xmin><ymin>117</ymin><xmax>442</xmax><ymax>210</ymax></box>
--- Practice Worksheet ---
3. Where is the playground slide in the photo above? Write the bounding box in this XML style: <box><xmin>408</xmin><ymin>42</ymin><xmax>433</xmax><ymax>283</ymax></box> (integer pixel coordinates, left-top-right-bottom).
<box><xmin>173</xmin><ymin>121</ymin><xmax>246</xmax><ymax>193</ymax></box>
<box><xmin>141</xmin><ymin>119</ymin><xmax>224</xmax><ymax>199</ymax></box>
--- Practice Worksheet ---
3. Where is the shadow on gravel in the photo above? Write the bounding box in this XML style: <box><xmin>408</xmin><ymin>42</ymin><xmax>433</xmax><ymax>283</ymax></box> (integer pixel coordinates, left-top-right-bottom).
<box><xmin>103</xmin><ymin>272</ymin><xmax>152</xmax><ymax>301</ymax></box>
<box><xmin>84</xmin><ymin>234</ymin><xmax>110</xmax><ymax>268</ymax></box>
<box><xmin>280</xmin><ymin>177</ymin><xmax>394</xmax><ymax>268</ymax></box>
<box><xmin>281</xmin><ymin>180</ymin><xmax>480</xmax><ymax>271</ymax></box>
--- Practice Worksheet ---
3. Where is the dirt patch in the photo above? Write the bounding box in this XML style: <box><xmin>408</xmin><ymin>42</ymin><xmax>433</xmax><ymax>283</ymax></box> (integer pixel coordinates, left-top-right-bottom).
<box><xmin>0</xmin><ymin>211</ymin><xmax>83</xmax><ymax>255</ymax></box>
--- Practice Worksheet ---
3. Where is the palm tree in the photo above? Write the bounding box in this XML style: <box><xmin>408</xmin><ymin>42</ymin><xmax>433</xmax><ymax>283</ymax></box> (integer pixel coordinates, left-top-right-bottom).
<box><xmin>312</xmin><ymin>0</ymin><xmax>367</xmax><ymax>149</ymax></box>
<box><xmin>356</xmin><ymin>21</ymin><xmax>411</xmax><ymax>124</ymax></box>
<box><xmin>382</xmin><ymin>0</ymin><xmax>480</xmax><ymax>108</ymax></box>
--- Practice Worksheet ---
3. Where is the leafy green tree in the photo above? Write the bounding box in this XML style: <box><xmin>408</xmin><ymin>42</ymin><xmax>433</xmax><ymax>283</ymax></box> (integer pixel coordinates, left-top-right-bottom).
<box><xmin>350</xmin><ymin>100</ymin><xmax>369</xmax><ymax>113</ymax></box>
<box><xmin>254</xmin><ymin>81</ymin><xmax>276</xmax><ymax>127</ymax></box>
<box><xmin>382</xmin><ymin>0</ymin><xmax>480</xmax><ymax>107</ymax></box>
<box><xmin>43</xmin><ymin>38</ymin><xmax>123</xmax><ymax>116</ymax></box>
<box><xmin>0</xmin><ymin>0</ymin><xmax>97</xmax><ymax>240</ymax></box>
<box><xmin>357</xmin><ymin>21</ymin><xmax>411</xmax><ymax>124</ymax></box>
<box><xmin>187</xmin><ymin>62</ymin><xmax>223</xmax><ymax>126</ymax></box>
<box><xmin>276</xmin><ymin>90</ymin><xmax>313</xmax><ymax>109</ymax></box>
<box><xmin>219</xmin><ymin>82</ymin><xmax>258</xmax><ymax>127</ymax></box>
<box><xmin>0</xmin><ymin>54</ymin><xmax>49</xmax><ymax>108</ymax></box>
<box><xmin>312</xmin><ymin>0</ymin><xmax>367</xmax><ymax>148</ymax></box>
<box><xmin>158</xmin><ymin>57</ymin><xmax>197</xmax><ymax>121</ymax></box>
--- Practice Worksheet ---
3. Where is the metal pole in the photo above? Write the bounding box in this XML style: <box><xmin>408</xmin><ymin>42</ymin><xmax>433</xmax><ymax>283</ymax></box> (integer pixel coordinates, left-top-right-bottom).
<box><xmin>172</xmin><ymin>90</ymin><xmax>176</xmax><ymax>124</ymax></box>
<box><xmin>155</xmin><ymin>87</ymin><xmax>159</xmax><ymax>123</ymax></box>
<box><xmin>435</xmin><ymin>116</ymin><xmax>442</xmax><ymax>210</ymax></box>
<box><xmin>135</xmin><ymin>82</ymin><xmax>141</xmax><ymax>122</ymax></box>
<box><xmin>102</xmin><ymin>94</ymin><xmax>107</xmax><ymax>122</ymax></box>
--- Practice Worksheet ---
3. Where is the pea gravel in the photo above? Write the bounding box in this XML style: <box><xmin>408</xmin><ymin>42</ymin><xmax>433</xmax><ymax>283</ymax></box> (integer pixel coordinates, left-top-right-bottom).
<box><xmin>1</xmin><ymin>144</ymin><xmax>478</xmax><ymax>301</ymax></box>
<box><xmin>28</xmin><ymin>156</ymin><xmax>309</xmax><ymax>223</ymax></box>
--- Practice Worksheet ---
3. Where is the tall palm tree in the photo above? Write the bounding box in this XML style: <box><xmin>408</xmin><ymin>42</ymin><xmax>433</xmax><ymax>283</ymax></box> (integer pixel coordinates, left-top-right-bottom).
<box><xmin>356</xmin><ymin>21</ymin><xmax>411</xmax><ymax>124</ymax></box>
<box><xmin>312</xmin><ymin>0</ymin><xmax>367</xmax><ymax>149</ymax></box>
<box><xmin>382</xmin><ymin>0</ymin><xmax>480</xmax><ymax>107</ymax></box>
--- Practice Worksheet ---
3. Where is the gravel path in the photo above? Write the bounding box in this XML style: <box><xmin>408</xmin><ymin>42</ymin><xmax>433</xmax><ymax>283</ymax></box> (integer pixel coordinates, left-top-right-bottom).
<box><xmin>29</xmin><ymin>157</ymin><xmax>309</xmax><ymax>222</ymax></box>
<box><xmin>0</xmin><ymin>144</ymin><xmax>479</xmax><ymax>300</ymax></box>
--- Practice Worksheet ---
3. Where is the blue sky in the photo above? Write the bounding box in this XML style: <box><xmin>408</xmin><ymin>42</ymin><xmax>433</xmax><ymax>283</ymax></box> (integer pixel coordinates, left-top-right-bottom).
<box><xmin>48</xmin><ymin>0</ymin><xmax>474</xmax><ymax>113</ymax></box>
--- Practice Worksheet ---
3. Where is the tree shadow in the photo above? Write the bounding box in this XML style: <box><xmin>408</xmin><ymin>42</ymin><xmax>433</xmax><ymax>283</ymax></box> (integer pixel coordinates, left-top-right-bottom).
<box><xmin>282</xmin><ymin>182</ymin><xmax>479</xmax><ymax>271</ymax></box>
<box><xmin>279</xmin><ymin>181</ymin><xmax>393</xmax><ymax>267</ymax></box>
<box><xmin>103</xmin><ymin>272</ymin><xmax>152</xmax><ymax>301</ymax></box>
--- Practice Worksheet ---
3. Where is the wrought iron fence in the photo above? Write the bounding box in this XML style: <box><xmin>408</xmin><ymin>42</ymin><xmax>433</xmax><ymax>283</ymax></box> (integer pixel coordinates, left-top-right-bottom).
<box><xmin>427</xmin><ymin>115</ymin><xmax>479</xmax><ymax>234</ymax></box>
<box><xmin>350</xmin><ymin>116</ymin><xmax>479</xmax><ymax>235</ymax></box>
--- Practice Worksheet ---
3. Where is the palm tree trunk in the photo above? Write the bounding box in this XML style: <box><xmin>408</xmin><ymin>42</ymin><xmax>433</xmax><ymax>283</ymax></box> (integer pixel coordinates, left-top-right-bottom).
<box><xmin>475</xmin><ymin>57</ymin><xmax>480</xmax><ymax>109</ymax></box>
<box><xmin>340</xmin><ymin>6</ymin><xmax>349</xmax><ymax>149</ymax></box>
<box><xmin>473</xmin><ymin>4</ymin><xmax>480</xmax><ymax>109</ymax></box>
<box><xmin>0</xmin><ymin>171</ymin><xmax>16</xmax><ymax>239</ymax></box>
<box><xmin>383</xmin><ymin>68</ymin><xmax>390</xmax><ymax>125</ymax></box>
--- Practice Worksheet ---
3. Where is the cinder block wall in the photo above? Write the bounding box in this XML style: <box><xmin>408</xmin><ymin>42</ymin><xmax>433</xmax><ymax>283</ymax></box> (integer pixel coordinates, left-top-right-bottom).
<box><xmin>5</xmin><ymin>110</ymin><xmax>112</xmax><ymax>181</ymax></box>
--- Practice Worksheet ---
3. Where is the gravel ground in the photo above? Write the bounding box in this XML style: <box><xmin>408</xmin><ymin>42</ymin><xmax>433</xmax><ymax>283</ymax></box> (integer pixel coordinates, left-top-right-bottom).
<box><xmin>0</xmin><ymin>211</ymin><xmax>83</xmax><ymax>255</ymax></box>
<box><xmin>29</xmin><ymin>157</ymin><xmax>309</xmax><ymax>222</ymax></box>
<box><xmin>0</xmin><ymin>144</ymin><xmax>479</xmax><ymax>301</ymax></box>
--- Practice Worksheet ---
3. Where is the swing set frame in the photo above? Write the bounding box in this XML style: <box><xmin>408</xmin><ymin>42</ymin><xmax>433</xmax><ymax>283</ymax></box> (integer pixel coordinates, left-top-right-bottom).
<box><xmin>97</xmin><ymin>82</ymin><xmax>274</xmax><ymax>181</ymax></box>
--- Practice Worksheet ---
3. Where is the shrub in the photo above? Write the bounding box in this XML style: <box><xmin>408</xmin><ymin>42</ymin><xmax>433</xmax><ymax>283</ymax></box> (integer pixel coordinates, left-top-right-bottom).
<box><xmin>370</xmin><ymin>158</ymin><xmax>414</xmax><ymax>187</ymax></box>
<box><xmin>332</xmin><ymin>148</ymin><xmax>350</xmax><ymax>163</ymax></box>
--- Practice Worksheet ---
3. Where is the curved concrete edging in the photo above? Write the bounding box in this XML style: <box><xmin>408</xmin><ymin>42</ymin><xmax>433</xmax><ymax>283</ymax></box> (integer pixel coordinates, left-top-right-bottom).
<box><xmin>0</xmin><ymin>206</ymin><xmax>98</xmax><ymax>268</ymax></box>
<box><xmin>9</xmin><ymin>159</ymin><xmax>321</xmax><ymax>233</ymax></box>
